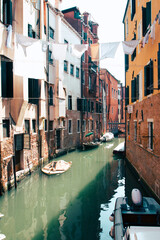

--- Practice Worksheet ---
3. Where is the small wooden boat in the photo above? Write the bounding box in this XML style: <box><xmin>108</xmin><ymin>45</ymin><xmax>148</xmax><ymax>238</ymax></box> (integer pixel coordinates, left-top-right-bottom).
<box><xmin>42</xmin><ymin>160</ymin><xmax>72</xmax><ymax>175</ymax></box>
<box><xmin>100</xmin><ymin>132</ymin><xmax>114</xmax><ymax>142</ymax></box>
<box><xmin>83</xmin><ymin>141</ymin><xmax>100</xmax><ymax>150</ymax></box>
<box><xmin>109</xmin><ymin>189</ymin><xmax>160</xmax><ymax>239</ymax></box>
<box><xmin>113</xmin><ymin>141</ymin><xmax>125</xmax><ymax>155</ymax></box>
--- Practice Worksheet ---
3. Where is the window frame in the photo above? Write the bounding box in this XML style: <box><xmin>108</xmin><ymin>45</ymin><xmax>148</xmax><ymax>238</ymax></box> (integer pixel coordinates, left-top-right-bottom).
<box><xmin>68</xmin><ymin>119</ymin><xmax>72</xmax><ymax>134</ymax></box>
<box><xmin>3</xmin><ymin>119</ymin><xmax>10</xmax><ymax>138</ymax></box>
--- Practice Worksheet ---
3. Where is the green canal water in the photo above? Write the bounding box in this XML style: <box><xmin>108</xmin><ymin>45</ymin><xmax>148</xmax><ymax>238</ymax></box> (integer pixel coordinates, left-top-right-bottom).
<box><xmin>0</xmin><ymin>138</ymin><xmax>149</xmax><ymax>240</ymax></box>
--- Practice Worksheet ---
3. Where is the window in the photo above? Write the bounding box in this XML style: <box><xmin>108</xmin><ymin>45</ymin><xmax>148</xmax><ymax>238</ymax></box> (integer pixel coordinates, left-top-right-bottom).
<box><xmin>0</xmin><ymin>0</ymin><xmax>12</xmax><ymax>25</ymax></box>
<box><xmin>125</xmin><ymin>86</ymin><xmax>129</xmax><ymax>105</ymax></box>
<box><xmin>70</xmin><ymin>64</ymin><xmax>74</xmax><ymax>75</ymax></box>
<box><xmin>131</xmin><ymin>33</ymin><xmax>136</xmax><ymax>61</ymax></box>
<box><xmin>32</xmin><ymin>119</ymin><xmax>36</xmax><ymax>133</ymax></box>
<box><xmin>131</xmin><ymin>0</ymin><xmax>136</xmax><ymax>21</ymax></box>
<box><xmin>125</xmin><ymin>54</ymin><xmax>129</xmax><ymax>72</ymax></box>
<box><xmin>82</xmin><ymin>70</ymin><xmax>85</xmax><ymax>84</ymax></box>
<box><xmin>44</xmin><ymin>119</ymin><xmax>47</xmax><ymax>131</ymax></box>
<box><xmin>148</xmin><ymin>122</ymin><xmax>153</xmax><ymax>150</ymax></box>
<box><xmin>1</xmin><ymin>57</ymin><xmax>13</xmax><ymax>98</ymax></box>
<box><xmin>28</xmin><ymin>78</ymin><xmax>39</xmax><ymax>104</ymax></box>
<box><xmin>142</xmin><ymin>2</ymin><xmax>151</xmax><ymax>37</ymax></box>
<box><xmin>88</xmin><ymin>100</ymin><xmax>91</xmax><ymax>112</ymax></box>
<box><xmin>49</xmin><ymin>121</ymin><xmax>53</xmax><ymax>131</ymax></box>
<box><xmin>64</xmin><ymin>39</ymin><xmax>69</xmax><ymax>51</ymax></box>
<box><xmin>25</xmin><ymin>120</ymin><xmax>30</xmax><ymax>134</ymax></box>
<box><xmin>64</xmin><ymin>60</ymin><xmax>68</xmax><ymax>72</ymax></box>
<box><xmin>3</xmin><ymin>119</ymin><xmax>10</xmax><ymax>138</ymax></box>
<box><xmin>49</xmin><ymin>27</ymin><xmax>54</xmax><ymax>39</ymax></box>
<box><xmin>144</xmin><ymin>60</ymin><xmax>153</xmax><ymax>96</ymax></box>
<box><xmin>82</xmin><ymin>120</ymin><xmax>86</xmax><ymax>132</ymax></box>
<box><xmin>68</xmin><ymin>120</ymin><xmax>72</xmax><ymax>134</ymax></box>
<box><xmin>131</xmin><ymin>76</ymin><xmax>139</xmax><ymax>102</ymax></box>
<box><xmin>91</xmin><ymin>101</ymin><xmax>94</xmax><ymax>112</ymax></box>
<box><xmin>49</xmin><ymin>50</ymin><xmax>53</xmax><ymax>64</ymax></box>
<box><xmin>77</xmin><ymin>119</ymin><xmax>80</xmax><ymax>133</ymax></box>
<box><xmin>68</xmin><ymin>95</ymin><xmax>72</xmax><ymax>110</ymax></box>
<box><xmin>28</xmin><ymin>24</ymin><xmax>36</xmax><ymax>38</ymax></box>
<box><xmin>89</xmin><ymin>76</ymin><xmax>91</xmax><ymax>90</ymax></box>
<box><xmin>49</xmin><ymin>86</ymin><xmax>53</xmax><ymax>105</ymax></box>
<box><xmin>127</xmin><ymin>121</ymin><xmax>130</xmax><ymax>136</ymax></box>
<box><xmin>91</xmin><ymin>120</ymin><xmax>94</xmax><ymax>131</ymax></box>
<box><xmin>88</xmin><ymin>120</ymin><xmax>90</xmax><ymax>131</ymax></box>
<box><xmin>112</xmin><ymin>88</ymin><xmax>113</xmax><ymax>98</ymax></box>
<box><xmin>134</xmin><ymin>121</ymin><xmax>137</xmax><ymax>141</ymax></box>
<box><xmin>82</xmin><ymin>53</ymin><xmax>85</xmax><ymax>62</ymax></box>
<box><xmin>76</xmin><ymin>67</ymin><xmax>80</xmax><ymax>78</ymax></box>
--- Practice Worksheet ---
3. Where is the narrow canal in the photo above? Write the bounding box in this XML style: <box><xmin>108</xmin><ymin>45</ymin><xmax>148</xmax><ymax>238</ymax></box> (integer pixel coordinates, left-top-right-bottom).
<box><xmin>0</xmin><ymin>138</ymin><xmax>150</xmax><ymax>240</ymax></box>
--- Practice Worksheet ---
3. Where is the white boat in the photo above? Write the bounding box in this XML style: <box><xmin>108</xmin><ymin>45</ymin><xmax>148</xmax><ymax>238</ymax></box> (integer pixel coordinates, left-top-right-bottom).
<box><xmin>113</xmin><ymin>141</ymin><xmax>125</xmax><ymax>155</ymax></box>
<box><xmin>100</xmin><ymin>132</ymin><xmax>114</xmax><ymax>142</ymax></box>
<box><xmin>42</xmin><ymin>160</ymin><xmax>72</xmax><ymax>175</ymax></box>
<box><xmin>109</xmin><ymin>189</ymin><xmax>160</xmax><ymax>239</ymax></box>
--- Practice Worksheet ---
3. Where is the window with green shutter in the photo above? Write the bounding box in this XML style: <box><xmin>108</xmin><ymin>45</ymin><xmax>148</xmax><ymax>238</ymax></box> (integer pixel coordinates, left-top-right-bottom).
<box><xmin>131</xmin><ymin>0</ymin><xmax>136</xmax><ymax>21</ymax></box>
<box><xmin>142</xmin><ymin>2</ymin><xmax>151</xmax><ymax>37</ymax></box>
<box><xmin>144</xmin><ymin>60</ymin><xmax>153</xmax><ymax>96</ymax></box>
<box><xmin>125</xmin><ymin>54</ymin><xmax>129</xmax><ymax>72</ymax></box>
<box><xmin>125</xmin><ymin>86</ymin><xmax>129</xmax><ymax>106</ymax></box>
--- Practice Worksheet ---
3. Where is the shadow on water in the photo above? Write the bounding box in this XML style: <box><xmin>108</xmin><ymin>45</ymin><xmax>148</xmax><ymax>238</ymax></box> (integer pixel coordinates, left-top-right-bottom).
<box><xmin>0</xmin><ymin>138</ymin><xmax>152</xmax><ymax>240</ymax></box>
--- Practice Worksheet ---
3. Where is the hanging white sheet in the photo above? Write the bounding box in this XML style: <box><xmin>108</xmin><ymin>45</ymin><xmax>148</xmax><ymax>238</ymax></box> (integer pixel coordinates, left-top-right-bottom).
<box><xmin>14</xmin><ymin>39</ymin><xmax>45</xmax><ymax>79</ymax></box>
<box><xmin>51</xmin><ymin>43</ymin><xmax>67</xmax><ymax>61</ymax></box>
<box><xmin>122</xmin><ymin>40</ymin><xmax>139</xmax><ymax>55</ymax></box>
<box><xmin>70</xmin><ymin>44</ymin><xmax>88</xmax><ymax>58</ymax></box>
<box><xmin>100</xmin><ymin>42</ymin><xmax>120</xmax><ymax>59</ymax></box>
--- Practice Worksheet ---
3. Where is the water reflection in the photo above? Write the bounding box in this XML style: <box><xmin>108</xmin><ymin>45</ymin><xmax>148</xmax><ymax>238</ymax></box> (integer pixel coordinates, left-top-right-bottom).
<box><xmin>0</xmin><ymin>138</ymin><xmax>146</xmax><ymax>240</ymax></box>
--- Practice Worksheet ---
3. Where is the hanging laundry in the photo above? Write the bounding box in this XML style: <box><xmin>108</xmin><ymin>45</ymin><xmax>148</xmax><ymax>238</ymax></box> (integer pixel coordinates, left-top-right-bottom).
<box><xmin>14</xmin><ymin>40</ymin><xmax>45</xmax><ymax>79</ymax></box>
<box><xmin>90</xmin><ymin>43</ymin><xmax>99</xmax><ymax>61</ymax></box>
<box><xmin>142</xmin><ymin>30</ymin><xmax>149</xmax><ymax>48</ymax></box>
<box><xmin>6</xmin><ymin>25</ymin><xmax>12</xmax><ymax>48</ymax></box>
<box><xmin>16</xmin><ymin>33</ymin><xmax>38</xmax><ymax>56</ymax></box>
<box><xmin>150</xmin><ymin>20</ymin><xmax>156</xmax><ymax>42</ymax></box>
<box><xmin>51</xmin><ymin>43</ymin><xmax>67</xmax><ymax>61</ymax></box>
<box><xmin>100</xmin><ymin>42</ymin><xmax>120</xmax><ymax>60</ymax></box>
<box><xmin>42</xmin><ymin>40</ymin><xmax>49</xmax><ymax>52</ymax></box>
<box><xmin>122</xmin><ymin>40</ymin><xmax>139</xmax><ymax>55</ymax></box>
<box><xmin>70</xmin><ymin>44</ymin><xmax>88</xmax><ymax>58</ymax></box>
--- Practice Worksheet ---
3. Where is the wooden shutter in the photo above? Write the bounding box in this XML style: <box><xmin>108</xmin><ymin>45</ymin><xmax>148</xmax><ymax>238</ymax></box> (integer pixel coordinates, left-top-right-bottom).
<box><xmin>149</xmin><ymin>60</ymin><xmax>153</xmax><ymax>94</ymax></box>
<box><xmin>144</xmin><ymin>65</ymin><xmax>147</xmax><ymax>96</ymax></box>
<box><xmin>28</xmin><ymin>24</ymin><xmax>33</xmax><ymax>37</ymax></box>
<box><xmin>7</xmin><ymin>0</ymin><xmax>12</xmax><ymax>25</ymax></box>
<box><xmin>125</xmin><ymin>54</ymin><xmax>129</xmax><ymax>72</ymax></box>
<box><xmin>125</xmin><ymin>86</ymin><xmax>129</xmax><ymax>106</ymax></box>
<box><xmin>146</xmin><ymin>1</ymin><xmax>151</xmax><ymax>29</ymax></box>
<box><xmin>131</xmin><ymin>79</ymin><xmax>136</xmax><ymax>102</ymax></box>
<box><xmin>136</xmin><ymin>75</ymin><xmax>139</xmax><ymax>100</ymax></box>
<box><xmin>142</xmin><ymin>7</ymin><xmax>147</xmax><ymax>36</ymax></box>
<box><xmin>131</xmin><ymin>0</ymin><xmax>136</xmax><ymax>21</ymax></box>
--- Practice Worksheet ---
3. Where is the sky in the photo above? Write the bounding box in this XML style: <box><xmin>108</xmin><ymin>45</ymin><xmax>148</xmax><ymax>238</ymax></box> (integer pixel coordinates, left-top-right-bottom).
<box><xmin>61</xmin><ymin>0</ymin><xmax>128</xmax><ymax>85</ymax></box>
